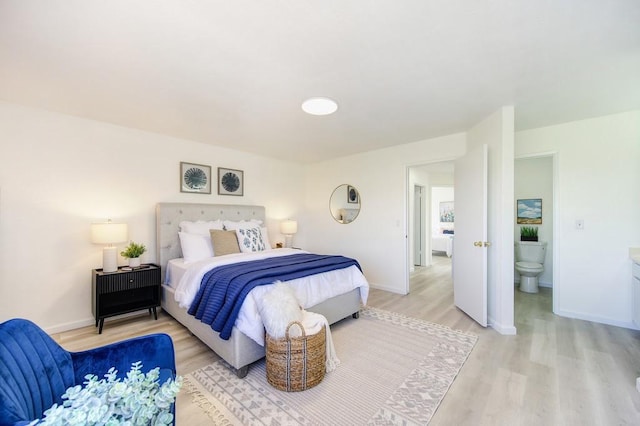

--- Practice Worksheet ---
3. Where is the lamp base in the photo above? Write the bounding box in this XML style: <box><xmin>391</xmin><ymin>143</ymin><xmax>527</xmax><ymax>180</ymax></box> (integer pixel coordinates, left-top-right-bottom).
<box><xmin>102</xmin><ymin>246</ymin><xmax>118</xmax><ymax>272</ymax></box>
<box><xmin>284</xmin><ymin>235</ymin><xmax>293</xmax><ymax>248</ymax></box>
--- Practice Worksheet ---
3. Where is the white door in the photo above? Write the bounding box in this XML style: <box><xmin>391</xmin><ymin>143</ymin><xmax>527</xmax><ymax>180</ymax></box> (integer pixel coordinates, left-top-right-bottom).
<box><xmin>453</xmin><ymin>144</ymin><xmax>488</xmax><ymax>326</ymax></box>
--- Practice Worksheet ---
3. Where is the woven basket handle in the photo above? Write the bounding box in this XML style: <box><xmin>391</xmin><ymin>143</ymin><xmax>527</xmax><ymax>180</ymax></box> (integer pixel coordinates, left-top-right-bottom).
<box><xmin>285</xmin><ymin>321</ymin><xmax>306</xmax><ymax>339</ymax></box>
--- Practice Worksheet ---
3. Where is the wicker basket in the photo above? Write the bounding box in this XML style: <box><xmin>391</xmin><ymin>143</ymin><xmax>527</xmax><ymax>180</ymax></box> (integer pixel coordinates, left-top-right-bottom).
<box><xmin>265</xmin><ymin>321</ymin><xmax>326</xmax><ymax>392</ymax></box>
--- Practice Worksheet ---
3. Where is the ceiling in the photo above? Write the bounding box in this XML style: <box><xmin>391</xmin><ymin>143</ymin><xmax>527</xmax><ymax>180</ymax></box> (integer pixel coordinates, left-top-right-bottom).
<box><xmin>1</xmin><ymin>1</ymin><xmax>639</xmax><ymax>164</ymax></box>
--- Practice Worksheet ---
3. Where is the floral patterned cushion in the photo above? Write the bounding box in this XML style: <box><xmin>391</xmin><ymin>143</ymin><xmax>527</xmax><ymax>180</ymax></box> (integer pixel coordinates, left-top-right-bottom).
<box><xmin>235</xmin><ymin>226</ymin><xmax>266</xmax><ymax>253</ymax></box>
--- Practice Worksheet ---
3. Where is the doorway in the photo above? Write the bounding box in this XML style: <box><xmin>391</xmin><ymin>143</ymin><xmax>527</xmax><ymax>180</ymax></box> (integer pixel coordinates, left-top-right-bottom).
<box><xmin>514</xmin><ymin>154</ymin><xmax>556</xmax><ymax>317</ymax></box>
<box><xmin>408</xmin><ymin>161</ymin><xmax>455</xmax><ymax>293</ymax></box>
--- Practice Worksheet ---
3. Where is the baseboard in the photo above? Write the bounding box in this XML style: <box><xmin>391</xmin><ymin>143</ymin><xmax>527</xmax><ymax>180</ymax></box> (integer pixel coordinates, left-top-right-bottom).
<box><xmin>369</xmin><ymin>283</ymin><xmax>406</xmax><ymax>295</ymax></box>
<box><xmin>554</xmin><ymin>308</ymin><xmax>640</xmax><ymax>331</ymax></box>
<box><xmin>44</xmin><ymin>311</ymin><xmax>151</xmax><ymax>334</ymax></box>
<box><xmin>45</xmin><ymin>318</ymin><xmax>95</xmax><ymax>334</ymax></box>
<box><xmin>488</xmin><ymin>317</ymin><xmax>517</xmax><ymax>335</ymax></box>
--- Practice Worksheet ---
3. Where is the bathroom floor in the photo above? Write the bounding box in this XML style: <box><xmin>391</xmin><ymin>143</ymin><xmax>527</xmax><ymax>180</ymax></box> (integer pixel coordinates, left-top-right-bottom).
<box><xmin>515</xmin><ymin>286</ymin><xmax>553</xmax><ymax>324</ymax></box>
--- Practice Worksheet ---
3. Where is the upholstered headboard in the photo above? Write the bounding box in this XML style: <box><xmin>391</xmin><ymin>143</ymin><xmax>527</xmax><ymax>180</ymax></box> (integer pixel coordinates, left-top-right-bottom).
<box><xmin>155</xmin><ymin>203</ymin><xmax>266</xmax><ymax>278</ymax></box>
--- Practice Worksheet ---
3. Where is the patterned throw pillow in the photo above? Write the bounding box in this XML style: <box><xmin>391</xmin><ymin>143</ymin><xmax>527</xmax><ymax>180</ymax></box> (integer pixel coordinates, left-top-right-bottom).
<box><xmin>235</xmin><ymin>227</ymin><xmax>266</xmax><ymax>253</ymax></box>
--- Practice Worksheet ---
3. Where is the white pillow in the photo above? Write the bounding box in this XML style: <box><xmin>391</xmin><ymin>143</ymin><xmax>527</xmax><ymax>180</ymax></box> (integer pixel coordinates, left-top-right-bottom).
<box><xmin>260</xmin><ymin>227</ymin><xmax>272</xmax><ymax>250</ymax></box>
<box><xmin>223</xmin><ymin>219</ymin><xmax>263</xmax><ymax>230</ymax></box>
<box><xmin>235</xmin><ymin>226</ymin><xmax>266</xmax><ymax>253</ymax></box>
<box><xmin>179</xmin><ymin>220</ymin><xmax>224</xmax><ymax>236</ymax></box>
<box><xmin>258</xmin><ymin>282</ymin><xmax>303</xmax><ymax>338</ymax></box>
<box><xmin>178</xmin><ymin>231</ymin><xmax>214</xmax><ymax>262</ymax></box>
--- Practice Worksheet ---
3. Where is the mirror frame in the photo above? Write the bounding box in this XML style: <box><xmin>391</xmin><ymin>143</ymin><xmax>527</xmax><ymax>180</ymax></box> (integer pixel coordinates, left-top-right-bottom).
<box><xmin>329</xmin><ymin>184</ymin><xmax>361</xmax><ymax>224</ymax></box>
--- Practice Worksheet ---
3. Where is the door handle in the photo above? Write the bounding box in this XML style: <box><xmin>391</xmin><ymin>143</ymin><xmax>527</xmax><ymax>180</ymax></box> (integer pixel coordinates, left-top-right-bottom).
<box><xmin>474</xmin><ymin>241</ymin><xmax>491</xmax><ymax>247</ymax></box>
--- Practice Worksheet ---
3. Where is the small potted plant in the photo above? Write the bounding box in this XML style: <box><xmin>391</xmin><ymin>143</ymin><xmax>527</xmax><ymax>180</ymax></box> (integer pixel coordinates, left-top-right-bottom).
<box><xmin>121</xmin><ymin>241</ymin><xmax>146</xmax><ymax>268</ymax></box>
<box><xmin>520</xmin><ymin>226</ymin><xmax>539</xmax><ymax>242</ymax></box>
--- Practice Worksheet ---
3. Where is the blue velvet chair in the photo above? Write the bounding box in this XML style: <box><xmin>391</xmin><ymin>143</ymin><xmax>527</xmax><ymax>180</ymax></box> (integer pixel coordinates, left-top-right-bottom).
<box><xmin>0</xmin><ymin>318</ymin><xmax>177</xmax><ymax>426</ymax></box>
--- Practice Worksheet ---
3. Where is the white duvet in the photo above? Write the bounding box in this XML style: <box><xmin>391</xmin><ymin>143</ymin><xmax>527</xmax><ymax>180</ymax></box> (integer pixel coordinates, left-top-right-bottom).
<box><xmin>170</xmin><ymin>248</ymin><xmax>369</xmax><ymax>346</ymax></box>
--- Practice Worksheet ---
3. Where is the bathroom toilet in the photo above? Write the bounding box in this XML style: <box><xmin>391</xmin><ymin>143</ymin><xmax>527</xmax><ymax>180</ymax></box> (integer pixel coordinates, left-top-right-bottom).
<box><xmin>514</xmin><ymin>241</ymin><xmax>547</xmax><ymax>293</ymax></box>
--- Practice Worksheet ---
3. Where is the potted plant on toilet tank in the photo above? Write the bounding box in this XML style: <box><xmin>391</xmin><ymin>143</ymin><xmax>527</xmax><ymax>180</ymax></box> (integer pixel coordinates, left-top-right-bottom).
<box><xmin>520</xmin><ymin>226</ymin><xmax>539</xmax><ymax>242</ymax></box>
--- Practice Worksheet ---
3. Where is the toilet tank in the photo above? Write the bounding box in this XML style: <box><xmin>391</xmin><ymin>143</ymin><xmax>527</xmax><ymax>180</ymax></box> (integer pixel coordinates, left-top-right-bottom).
<box><xmin>515</xmin><ymin>241</ymin><xmax>547</xmax><ymax>263</ymax></box>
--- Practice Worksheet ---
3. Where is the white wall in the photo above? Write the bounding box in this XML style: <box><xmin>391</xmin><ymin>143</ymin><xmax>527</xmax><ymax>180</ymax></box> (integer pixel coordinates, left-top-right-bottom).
<box><xmin>4</xmin><ymin>100</ymin><xmax>635</xmax><ymax>334</ymax></box>
<box><xmin>515</xmin><ymin>156</ymin><xmax>554</xmax><ymax>286</ymax></box>
<box><xmin>303</xmin><ymin>133</ymin><xmax>466</xmax><ymax>295</ymax></box>
<box><xmin>0</xmin><ymin>101</ymin><xmax>305</xmax><ymax>332</ymax></box>
<box><xmin>516</xmin><ymin>110</ymin><xmax>640</xmax><ymax>328</ymax></box>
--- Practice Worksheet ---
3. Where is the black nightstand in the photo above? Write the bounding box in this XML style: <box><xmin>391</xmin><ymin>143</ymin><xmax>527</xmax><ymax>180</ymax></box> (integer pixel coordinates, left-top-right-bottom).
<box><xmin>91</xmin><ymin>264</ymin><xmax>161</xmax><ymax>334</ymax></box>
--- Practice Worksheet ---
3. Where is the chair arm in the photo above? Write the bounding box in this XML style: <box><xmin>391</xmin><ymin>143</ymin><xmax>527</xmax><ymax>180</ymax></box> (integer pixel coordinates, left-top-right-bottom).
<box><xmin>70</xmin><ymin>333</ymin><xmax>176</xmax><ymax>385</ymax></box>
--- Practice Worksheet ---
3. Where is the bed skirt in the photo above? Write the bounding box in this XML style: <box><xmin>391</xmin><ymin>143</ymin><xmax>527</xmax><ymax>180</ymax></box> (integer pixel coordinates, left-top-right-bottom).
<box><xmin>160</xmin><ymin>284</ymin><xmax>361</xmax><ymax>376</ymax></box>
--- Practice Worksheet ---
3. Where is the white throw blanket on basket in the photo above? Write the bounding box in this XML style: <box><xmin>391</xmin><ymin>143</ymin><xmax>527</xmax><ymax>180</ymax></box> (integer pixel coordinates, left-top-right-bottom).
<box><xmin>293</xmin><ymin>310</ymin><xmax>340</xmax><ymax>372</ymax></box>
<box><xmin>257</xmin><ymin>281</ymin><xmax>340</xmax><ymax>372</ymax></box>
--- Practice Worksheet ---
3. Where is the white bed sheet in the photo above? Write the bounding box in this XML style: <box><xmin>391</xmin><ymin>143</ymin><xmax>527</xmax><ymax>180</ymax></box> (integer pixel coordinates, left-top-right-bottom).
<box><xmin>432</xmin><ymin>234</ymin><xmax>454</xmax><ymax>257</ymax></box>
<box><xmin>165</xmin><ymin>258</ymin><xmax>189</xmax><ymax>289</ymax></box>
<box><xmin>167</xmin><ymin>248</ymin><xmax>369</xmax><ymax>346</ymax></box>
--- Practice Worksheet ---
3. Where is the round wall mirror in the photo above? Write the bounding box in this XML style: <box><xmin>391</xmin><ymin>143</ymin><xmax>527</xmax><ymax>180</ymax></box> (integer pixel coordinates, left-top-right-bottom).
<box><xmin>330</xmin><ymin>184</ymin><xmax>361</xmax><ymax>224</ymax></box>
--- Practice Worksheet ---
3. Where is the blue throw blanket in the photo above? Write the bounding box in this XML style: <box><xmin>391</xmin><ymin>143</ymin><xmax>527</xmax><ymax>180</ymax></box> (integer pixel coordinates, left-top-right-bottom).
<box><xmin>188</xmin><ymin>253</ymin><xmax>362</xmax><ymax>340</ymax></box>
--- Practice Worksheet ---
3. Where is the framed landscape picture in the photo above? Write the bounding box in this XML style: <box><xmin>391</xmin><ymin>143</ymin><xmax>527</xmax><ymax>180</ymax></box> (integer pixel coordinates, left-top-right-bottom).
<box><xmin>517</xmin><ymin>198</ymin><xmax>542</xmax><ymax>224</ymax></box>
<box><xmin>180</xmin><ymin>162</ymin><xmax>211</xmax><ymax>194</ymax></box>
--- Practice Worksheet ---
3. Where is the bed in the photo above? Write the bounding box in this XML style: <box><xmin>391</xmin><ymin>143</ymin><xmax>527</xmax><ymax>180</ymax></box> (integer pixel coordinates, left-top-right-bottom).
<box><xmin>156</xmin><ymin>202</ymin><xmax>369</xmax><ymax>377</ymax></box>
<box><xmin>432</xmin><ymin>232</ymin><xmax>454</xmax><ymax>257</ymax></box>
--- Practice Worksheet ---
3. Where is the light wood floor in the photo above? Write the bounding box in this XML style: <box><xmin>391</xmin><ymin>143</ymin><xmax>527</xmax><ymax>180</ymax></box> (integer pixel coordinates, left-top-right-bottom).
<box><xmin>54</xmin><ymin>255</ymin><xmax>640</xmax><ymax>425</ymax></box>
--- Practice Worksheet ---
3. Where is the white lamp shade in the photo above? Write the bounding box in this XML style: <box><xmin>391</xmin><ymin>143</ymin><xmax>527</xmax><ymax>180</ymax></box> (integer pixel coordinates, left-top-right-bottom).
<box><xmin>280</xmin><ymin>220</ymin><xmax>298</xmax><ymax>235</ymax></box>
<box><xmin>91</xmin><ymin>222</ymin><xmax>128</xmax><ymax>244</ymax></box>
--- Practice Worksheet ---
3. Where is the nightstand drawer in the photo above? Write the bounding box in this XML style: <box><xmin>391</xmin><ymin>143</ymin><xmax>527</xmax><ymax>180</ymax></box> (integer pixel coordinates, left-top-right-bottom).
<box><xmin>96</xmin><ymin>268</ymin><xmax>160</xmax><ymax>293</ymax></box>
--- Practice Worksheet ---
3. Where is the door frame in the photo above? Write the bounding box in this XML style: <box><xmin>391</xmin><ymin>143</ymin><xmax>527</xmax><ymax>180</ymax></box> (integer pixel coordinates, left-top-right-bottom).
<box><xmin>413</xmin><ymin>184</ymin><xmax>426</xmax><ymax>268</ymax></box>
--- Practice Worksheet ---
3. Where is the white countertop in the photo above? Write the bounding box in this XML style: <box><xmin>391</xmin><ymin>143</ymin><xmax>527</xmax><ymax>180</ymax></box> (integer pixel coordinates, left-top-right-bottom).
<box><xmin>630</xmin><ymin>248</ymin><xmax>640</xmax><ymax>264</ymax></box>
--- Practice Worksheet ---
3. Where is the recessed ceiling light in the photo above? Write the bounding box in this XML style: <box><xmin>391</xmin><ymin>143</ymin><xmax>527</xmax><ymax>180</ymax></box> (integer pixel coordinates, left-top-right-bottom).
<box><xmin>301</xmin><ymin>97</ymin><xmax>338</xmax><ymax>116</ymax></box>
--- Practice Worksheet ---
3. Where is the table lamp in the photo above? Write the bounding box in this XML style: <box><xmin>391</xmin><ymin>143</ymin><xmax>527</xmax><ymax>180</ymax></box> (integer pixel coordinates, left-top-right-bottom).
<box><xmin>91</xmin><ymin>220</ymin><xmax>128</xmax><ymax>272</ymax></box>
<box><xmin>280</xmin><ymin>219</ymin><xmax>298</xmax><ymax>248</ymax></box>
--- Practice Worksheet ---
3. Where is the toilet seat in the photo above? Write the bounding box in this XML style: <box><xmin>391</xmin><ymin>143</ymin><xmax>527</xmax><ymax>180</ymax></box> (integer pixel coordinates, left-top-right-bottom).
<box><xmin>516</xmin><ymin>261</ymin><xmax>543</xmax><ymax>273</ymax></box>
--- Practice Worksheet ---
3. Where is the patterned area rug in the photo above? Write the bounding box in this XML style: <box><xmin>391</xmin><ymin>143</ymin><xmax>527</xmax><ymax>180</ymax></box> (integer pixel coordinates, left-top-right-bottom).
<box><xmin>185</xmin><ymin>307</ymin><xmax>477</xmax><ymax>425</ymax></box>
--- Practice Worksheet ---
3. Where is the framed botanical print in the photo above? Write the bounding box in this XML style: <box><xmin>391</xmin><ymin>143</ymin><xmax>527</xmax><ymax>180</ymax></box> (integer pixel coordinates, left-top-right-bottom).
<box><xmin>218</xmin><ymin>167</ymin><xmax>244</xmax><ymax>196</ymax></box>
<box><xmin>180</xmin><ymin>162</ymin><xmax>211</xmax><ymax>194</ymax></box>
